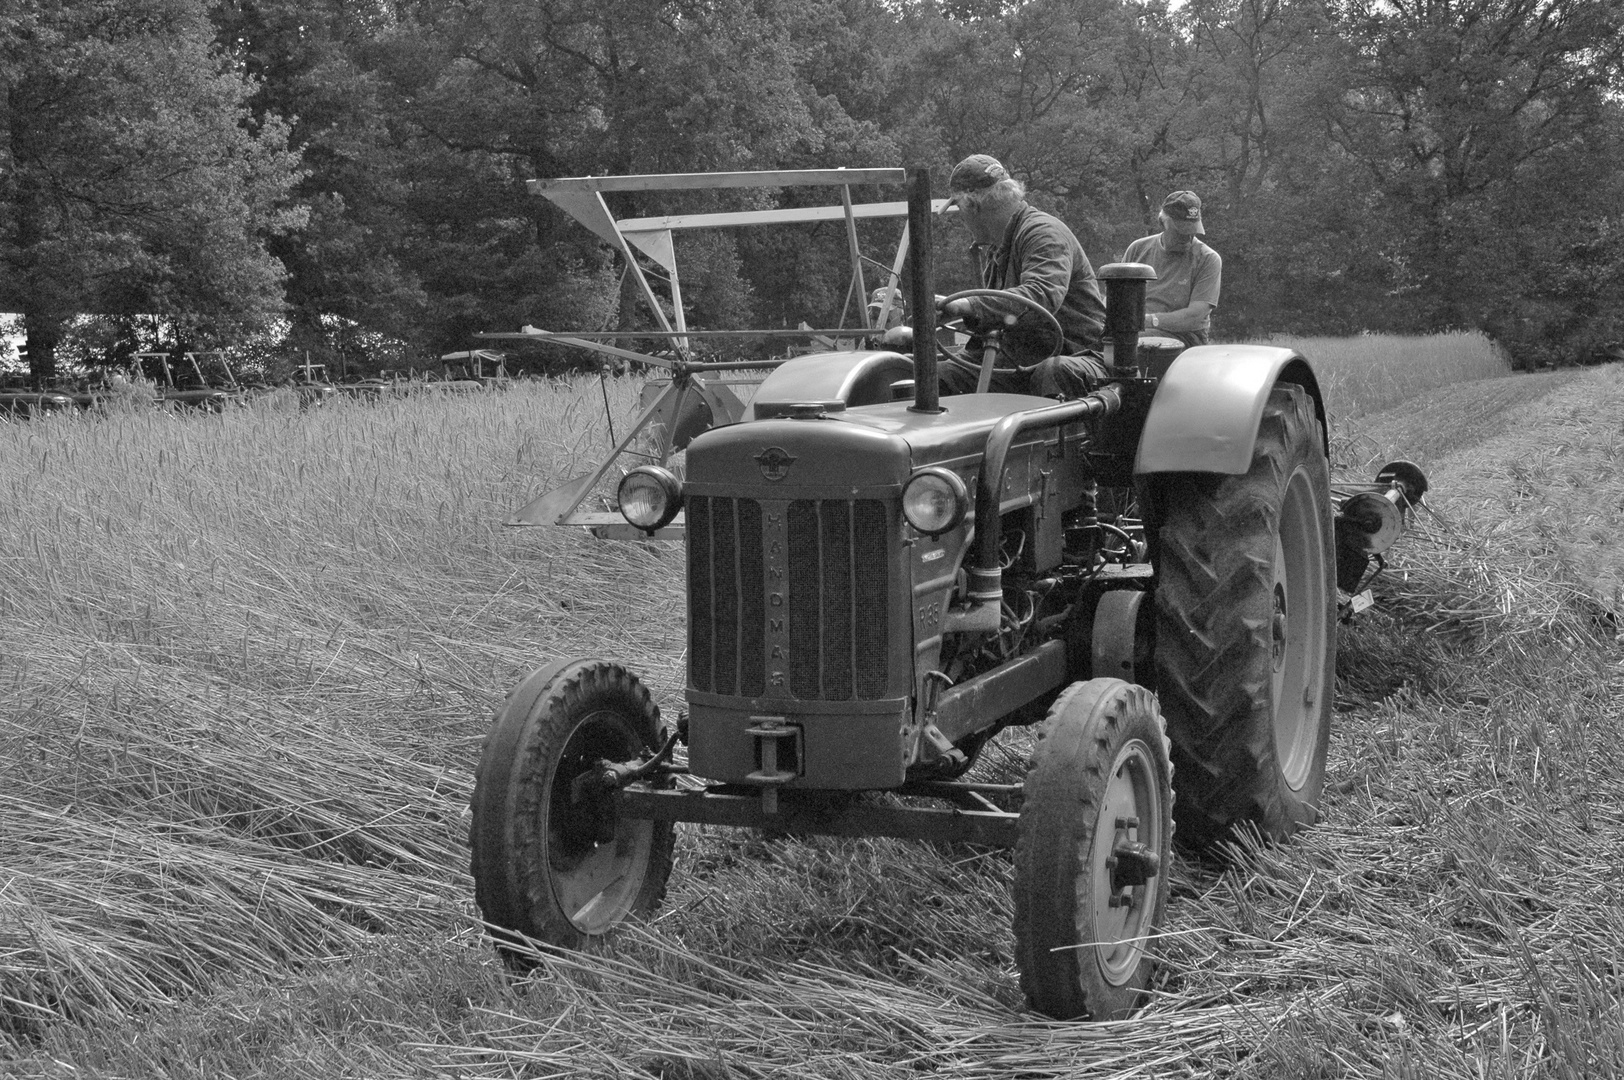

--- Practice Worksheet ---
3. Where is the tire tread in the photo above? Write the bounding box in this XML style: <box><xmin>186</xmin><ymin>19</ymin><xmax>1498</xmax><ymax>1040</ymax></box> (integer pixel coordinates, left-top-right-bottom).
<box><xmin>469</xmin><ymin>659</ymin><xmax>674</xmax><ymax>960</ymax></box>
<box><xmin>1150</xmin><ymin>386</ymin><xmax>1335</xmax><ymax>847</ymax></box>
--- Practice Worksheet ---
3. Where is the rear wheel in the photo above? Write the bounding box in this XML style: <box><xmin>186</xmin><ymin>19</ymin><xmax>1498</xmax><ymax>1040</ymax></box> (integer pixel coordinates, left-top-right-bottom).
<box><xmin>1014</xmin><ymin>679</ymin><xmax>1174</xmax><ymax>1021</ymax></box>
<box><xmin>470</xmin><ymin>658</ymin><xmax>675</xmax><ymax>961</ymax></box>
<box><xmin>1150</xmin><ymin>384</ymin><xmax>1335</xmax><ymax>848</ymax></box>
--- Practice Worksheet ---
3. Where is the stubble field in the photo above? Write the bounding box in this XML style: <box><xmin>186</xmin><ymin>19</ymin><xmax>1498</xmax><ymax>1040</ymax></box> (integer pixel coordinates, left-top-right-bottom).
<box><xmin>2</xmin><ymin>333</ymin><xmax>1620</xmax><ymax>1078</ymax></box>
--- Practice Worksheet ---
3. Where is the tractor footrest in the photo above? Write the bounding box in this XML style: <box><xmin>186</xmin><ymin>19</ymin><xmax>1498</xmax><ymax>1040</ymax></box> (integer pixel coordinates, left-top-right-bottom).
<box><xmin>617</xmin><ymin>786</ymin><xmax>1020</xmax><ymax>846</ymax></box>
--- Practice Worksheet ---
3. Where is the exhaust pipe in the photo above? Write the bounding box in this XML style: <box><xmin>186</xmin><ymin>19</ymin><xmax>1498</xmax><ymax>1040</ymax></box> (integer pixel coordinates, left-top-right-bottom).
<box><xmin>908</xmin><ymin>165</ymin><xmax>939</xmax><ymax>414</ymax></box>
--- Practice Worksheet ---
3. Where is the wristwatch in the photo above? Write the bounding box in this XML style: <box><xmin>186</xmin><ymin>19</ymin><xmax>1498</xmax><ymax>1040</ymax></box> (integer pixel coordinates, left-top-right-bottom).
<box><xmin>1149</xmin><ymin>313</ymin><xmax>1160</xmax><ymax>329</ymax></box>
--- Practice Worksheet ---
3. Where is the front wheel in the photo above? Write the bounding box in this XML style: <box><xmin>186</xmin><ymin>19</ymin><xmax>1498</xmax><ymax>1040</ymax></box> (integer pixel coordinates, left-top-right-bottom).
<box><xmin>1014</xmin><ymin>679</ymin><xmax>1174</xmax><ymax>1021</ymax></box>
<box><xmin>1150</xmin><ymin>384</ymin><xmax>1336</xmax><ymax>848</ymax></box>
<box><xmin>469</xmin><ymin>658</ymin><xmax>675</xmax><ymax>962</ymax></box>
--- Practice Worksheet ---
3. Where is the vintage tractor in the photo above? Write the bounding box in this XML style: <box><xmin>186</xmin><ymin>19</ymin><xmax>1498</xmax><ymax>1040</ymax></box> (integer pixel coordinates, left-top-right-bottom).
<box><xmin>469</xmin><ymin>167</ymin><xmax>1426</xmax><ymax>1020</ymax></box>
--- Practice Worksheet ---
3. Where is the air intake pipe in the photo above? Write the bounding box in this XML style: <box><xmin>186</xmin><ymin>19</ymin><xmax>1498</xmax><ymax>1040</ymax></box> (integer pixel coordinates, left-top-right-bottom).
<box><xmin>1099</xmin><ymin>262</ymin><xmax>1157</xmax><ymax>373</ymax></box>
<box><xmin>965</xmin><ymin>386</ymin><xmax>1123</xmax><ymax>605</ymax></box>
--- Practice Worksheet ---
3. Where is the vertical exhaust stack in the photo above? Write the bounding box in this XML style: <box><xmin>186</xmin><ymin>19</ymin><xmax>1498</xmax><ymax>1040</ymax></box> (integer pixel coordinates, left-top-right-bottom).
<box><xmin>1099</xmin><ymin>263</ymin><xmax>1157</xmax><ymax>374</ymax></box>
<box><xmin>907</xmin><ymin>165</ymin><xmax>940</xmax><ymax>414</ymax></box>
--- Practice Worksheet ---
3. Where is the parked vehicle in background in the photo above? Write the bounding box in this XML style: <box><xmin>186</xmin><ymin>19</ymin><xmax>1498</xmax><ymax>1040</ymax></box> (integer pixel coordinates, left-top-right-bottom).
<box><xmin>335</xmin><ymin>369</ymin><xmax>415</xmax><ymax>401</ymax></box>
<box><xmin>48</xmin><ymin>366</ymin><xmax>173</xmax><ymax>412</ymax></box>
<box><xmin>441</xmin><ymin>349</ymin><xmax>512</xmax><ymax>389</ymax></box>
<box><xmin>334</xmin><ymin>360</ymin><xmax>508</xmax><ymax>400</ymax></box>
<box><xmin>0</xmin><ymin>375</ymin><xmax>76</xmax><ymax>418</ymax></box>
<box><xmin>284</xmin><ymin>357</ymin><xmax>340</xmax><ymax>407</ymax></box>
<box><xmin>131</xmin><ymin>351</ymin><xmax>245</xmax><ymax>411</ymax></box>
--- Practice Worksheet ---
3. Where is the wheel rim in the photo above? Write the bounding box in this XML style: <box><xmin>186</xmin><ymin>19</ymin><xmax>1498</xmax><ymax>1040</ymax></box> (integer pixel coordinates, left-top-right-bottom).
<box><xmin>1084</xmin><ymin>738</ymin><xmax>1163</xmax><ymax>987</ymax></box>
<box><xmin>1271</xmin><ymin>465</ymin><xmax>1328</xmax><ymax>791</ymax></box>
<box><xmin>545</xmin><ymin>709</ymin><xmax>655</xmax><ymax>934</ymax></box>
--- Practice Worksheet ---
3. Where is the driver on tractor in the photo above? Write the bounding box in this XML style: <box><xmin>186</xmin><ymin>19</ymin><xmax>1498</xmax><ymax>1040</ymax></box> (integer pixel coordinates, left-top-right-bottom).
<box><xmin>935</xmin><ymin>154</ymin><xmax>1108</xmax><ymax>399</ymax></box>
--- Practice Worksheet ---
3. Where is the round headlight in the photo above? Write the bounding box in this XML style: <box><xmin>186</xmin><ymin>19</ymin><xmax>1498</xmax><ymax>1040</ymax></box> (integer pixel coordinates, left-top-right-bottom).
<box><xmin>617</xmin><ymin>466</ymin><xmax>683</xmax><ymax>531</ymax></box>
<box><xmin>902</xmin><ymin>467</ymin><xmax>968</xmax><ymax>535</ymax></box>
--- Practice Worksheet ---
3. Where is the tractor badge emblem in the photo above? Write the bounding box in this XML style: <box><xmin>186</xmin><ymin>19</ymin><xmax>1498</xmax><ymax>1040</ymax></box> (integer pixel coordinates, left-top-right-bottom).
<box><xmin>755</xmin><ymin>446</ymin><xmax>797</xmax><ymax>481</ymax></box>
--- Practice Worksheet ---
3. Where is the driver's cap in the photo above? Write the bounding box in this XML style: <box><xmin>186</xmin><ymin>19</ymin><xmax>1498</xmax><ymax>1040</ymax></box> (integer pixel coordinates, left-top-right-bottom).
<box><xmin>947</xmin><ymin>155</ymin><xmax>1010</xmax><ymax>205</ymax></box>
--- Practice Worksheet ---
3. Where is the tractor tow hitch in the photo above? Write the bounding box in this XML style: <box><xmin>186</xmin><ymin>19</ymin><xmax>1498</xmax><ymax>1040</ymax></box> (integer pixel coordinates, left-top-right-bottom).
<box><xmin>743</xmin><ymin>718</ymin><xmax>801</xmax><ymax>815</ymax></box>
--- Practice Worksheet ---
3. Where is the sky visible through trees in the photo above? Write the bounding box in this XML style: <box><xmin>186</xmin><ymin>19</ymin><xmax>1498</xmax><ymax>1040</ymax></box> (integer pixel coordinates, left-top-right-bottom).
<box><xmin>2</xmin><ymin>0</ymin><xmax>1621</xmax><ymax>378</ymax></box>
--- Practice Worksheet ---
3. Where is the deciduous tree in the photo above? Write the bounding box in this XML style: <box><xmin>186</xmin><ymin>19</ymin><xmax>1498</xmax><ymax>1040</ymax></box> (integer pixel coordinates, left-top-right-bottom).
<box><xmin>1</xmin><ymin>0</ymin><xmax>302</xmax><ymax>380</ymax></box>
<box><xmin>1328</xmin><ymin>0</ymin><xmax>1624</xmax><ymax>335</ymax></box>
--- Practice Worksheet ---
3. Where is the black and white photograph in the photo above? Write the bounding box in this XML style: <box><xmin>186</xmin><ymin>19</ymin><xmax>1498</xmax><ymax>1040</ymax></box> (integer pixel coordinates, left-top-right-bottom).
<box><xmin>2</xmin><ymin>0</ymin><xmax>1621</xmax><ymax>1075</ymax></box>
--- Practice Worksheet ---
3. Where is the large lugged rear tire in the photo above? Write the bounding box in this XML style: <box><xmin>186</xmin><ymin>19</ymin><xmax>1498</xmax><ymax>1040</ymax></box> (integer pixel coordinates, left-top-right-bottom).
<box><xmin>1150</xmin><ymin>384</ymin><xmax>1335</xmax><ymax>848</ymax></box>
<box><xmin>1014</xmin><ymin>679</ymin><xmax>1174</xmax><ymax>1021</ymax></box>
<box><xmin>470</xmin><ymin>658</ymin><xmax>675</xmax><ymax>961</ymax></box>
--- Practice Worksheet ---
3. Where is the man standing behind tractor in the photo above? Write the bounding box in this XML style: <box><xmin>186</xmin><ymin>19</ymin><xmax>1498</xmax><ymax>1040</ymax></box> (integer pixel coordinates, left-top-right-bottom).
<box><xmin>934</xmin><ymin>154</ymin><xmax>1107</xmax><ymax>398</ymax></box>
<box><xmin>1122</xmin><ymin>191</ymin><xmax>1223</xmax><ymax>347</ymax></box>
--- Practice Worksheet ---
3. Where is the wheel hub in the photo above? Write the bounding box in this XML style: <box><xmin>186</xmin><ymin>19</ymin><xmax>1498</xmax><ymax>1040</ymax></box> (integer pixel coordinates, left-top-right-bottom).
<box><xmin>547</xmin><ymin>712</ymin><xmax>645</xmax><ymax>889</ymax></box>
<box><xmin>1088</xmin><ymin>740</ymin><xmax>1164</xmax><ymax>984</ymax></box>
<box><xmin>1106</xmin><ymin>827</ymin><xmax>1162</xmax><ymax>909</ymax></box>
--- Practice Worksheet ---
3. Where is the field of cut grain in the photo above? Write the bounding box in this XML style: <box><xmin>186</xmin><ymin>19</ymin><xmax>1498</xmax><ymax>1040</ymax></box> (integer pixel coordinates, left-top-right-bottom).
<box><xmin>2</xmin><ymin>337</ymin><xmax>1620</xmax><ymax>1079</ymax></box>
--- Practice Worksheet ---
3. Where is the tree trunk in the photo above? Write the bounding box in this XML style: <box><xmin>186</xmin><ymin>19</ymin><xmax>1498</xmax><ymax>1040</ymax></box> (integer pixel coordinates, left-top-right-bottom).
<box><xmin>24</xmin><ymin>314</ymin><xmax>64</xmax><ymax>384</ymax></box>
<box><xmin>11</xmin><ymin>97</ymin><xmax>67</xmax><ymax>385</ymax></box>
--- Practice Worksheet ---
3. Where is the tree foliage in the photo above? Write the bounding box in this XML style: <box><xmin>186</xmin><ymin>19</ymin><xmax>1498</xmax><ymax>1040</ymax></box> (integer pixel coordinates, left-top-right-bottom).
<box><xmin>1</xmin><ymin>0</ymin><xmax>302</xmax><ymax>378</ymax></box>
<box><xmin>1327</xmin><ymin>0</ymin><xmax>1624</xmax><ymax>349</ymax></box>
<box><xmin>4</xmin><ymin>0</ymin><xmax>1622</xmax><ymax>373</ymax></box>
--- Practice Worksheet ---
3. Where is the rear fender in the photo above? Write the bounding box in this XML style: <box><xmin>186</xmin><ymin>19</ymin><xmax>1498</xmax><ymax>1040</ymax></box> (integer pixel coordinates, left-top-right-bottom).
<box><xmin>745</xmin><ymin>350</ymin><xmax>914</xmax><ymax>421</ymax></box>
<box><xmin>1133</xmin><ymin>345</ymin><xmax>1326</xmax><ymax>475</ymax></box>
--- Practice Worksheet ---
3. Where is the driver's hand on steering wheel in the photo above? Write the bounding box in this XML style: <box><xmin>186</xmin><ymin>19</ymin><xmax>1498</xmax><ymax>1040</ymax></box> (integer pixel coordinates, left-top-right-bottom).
<box><xmin>935</xmin><ymin>295</ymin><xmax>973</xmax><ymax>319</ymax></box>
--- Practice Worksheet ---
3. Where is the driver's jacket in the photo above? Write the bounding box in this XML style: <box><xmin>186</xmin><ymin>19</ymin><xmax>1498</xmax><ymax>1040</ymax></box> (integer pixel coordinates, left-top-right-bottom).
<box><xmin>962</xmin><ymin>204</ymin><xmax>1107</xmax><ymax>367</ymax></box>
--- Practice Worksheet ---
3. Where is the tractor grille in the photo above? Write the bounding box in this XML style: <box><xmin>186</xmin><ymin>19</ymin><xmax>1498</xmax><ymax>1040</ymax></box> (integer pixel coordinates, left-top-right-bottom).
<box><xmin>688</xmin><ymin>496</ymin><xmax>891</xmax><ymax>700</ymax></box>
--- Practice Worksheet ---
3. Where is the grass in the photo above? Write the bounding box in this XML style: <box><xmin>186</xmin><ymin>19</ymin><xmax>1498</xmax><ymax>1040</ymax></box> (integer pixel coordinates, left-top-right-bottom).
<box><xmin>1</xmin><ymin>340</ymin><xmax>1620</xmax><ymax>1077</ymax></box>
<box><xmin>1270</xmin><ymin>330</ymin><xmax>1513</xmax><ymax>421</ymax></box>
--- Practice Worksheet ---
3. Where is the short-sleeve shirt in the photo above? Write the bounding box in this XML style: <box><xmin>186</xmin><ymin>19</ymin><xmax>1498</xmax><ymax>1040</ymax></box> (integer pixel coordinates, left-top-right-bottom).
<box><xmin>1121</xmin><ymin>234</ymin><xmax>1222</xmax><ymax>347</ymax></box>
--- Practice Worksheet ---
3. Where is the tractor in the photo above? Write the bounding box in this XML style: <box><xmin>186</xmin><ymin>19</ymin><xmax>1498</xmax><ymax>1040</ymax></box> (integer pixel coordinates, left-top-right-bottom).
<box><xmin>469</xmin><ymin>167</ymin><xmax>1426</xmax><ymax>1020</ymax></box>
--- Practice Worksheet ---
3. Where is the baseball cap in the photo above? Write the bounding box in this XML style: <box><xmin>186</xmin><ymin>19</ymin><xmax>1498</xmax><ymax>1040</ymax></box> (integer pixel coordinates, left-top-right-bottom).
<box><xmin>1161</xmin><ymin>190</ymin><xmax>1204</xmax><ymax>234</ymax></box>
<box><xmin>947</xmin><ymin>154</ymin><xmax>1010</xmax><ymax>205</ymax></box>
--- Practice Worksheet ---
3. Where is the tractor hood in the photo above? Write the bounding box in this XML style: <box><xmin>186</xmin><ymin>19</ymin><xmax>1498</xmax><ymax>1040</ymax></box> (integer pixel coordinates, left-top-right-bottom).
<box><xmin>684</xmin><ymin>393</ymin><xmax>1057</xmax><ymax>497</ymax></box>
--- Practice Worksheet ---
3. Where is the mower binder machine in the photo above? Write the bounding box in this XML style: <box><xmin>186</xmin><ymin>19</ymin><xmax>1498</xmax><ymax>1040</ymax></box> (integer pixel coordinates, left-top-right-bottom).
<box><xmin>470</xmin><ymin>167</ymin><xmax>1428</xmax><ymax>1020</ymax></box>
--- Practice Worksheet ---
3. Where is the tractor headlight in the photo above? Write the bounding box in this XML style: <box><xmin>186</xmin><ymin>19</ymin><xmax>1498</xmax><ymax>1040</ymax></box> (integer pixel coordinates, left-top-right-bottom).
<box><xmin>617</xmin><ymin>466</ymin><xmax>683</xmax><ymax>531</ymax></box>
<box><xmin>902</xmin><ymin>467</ymin><xmax>968</xmax><ymax>536</ymax></box>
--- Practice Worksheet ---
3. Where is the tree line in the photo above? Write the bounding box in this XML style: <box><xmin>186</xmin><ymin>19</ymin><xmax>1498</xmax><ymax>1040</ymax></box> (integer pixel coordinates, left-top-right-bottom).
<box><xmin>4</xmin><ymin>0</ymin><xmax>1621</xmax><ymax>380</ymax></box>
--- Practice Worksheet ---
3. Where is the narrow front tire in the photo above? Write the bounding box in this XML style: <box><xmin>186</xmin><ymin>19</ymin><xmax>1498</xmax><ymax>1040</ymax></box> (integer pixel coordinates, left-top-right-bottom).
<box><xmin>469</xmin><ymin>658</ymin><xmax>675</xmax><ymax>962</ymax></box>
<box><xmin>1014</xmin><ymin>679</ymin><xmax>1174</xmax><ymax>1021</ymax></box>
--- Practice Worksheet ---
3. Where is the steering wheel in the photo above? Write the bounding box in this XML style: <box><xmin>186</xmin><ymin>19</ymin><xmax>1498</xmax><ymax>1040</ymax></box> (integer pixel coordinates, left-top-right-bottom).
<box><xmin>938</xmin><ymin>289</ymin><xmax>1067</xmax><ymax>388</ymax></box>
